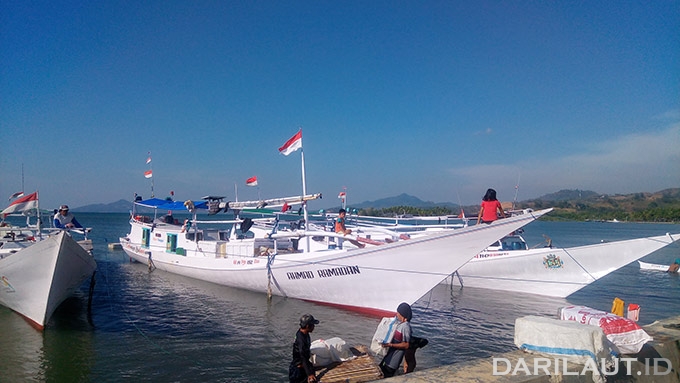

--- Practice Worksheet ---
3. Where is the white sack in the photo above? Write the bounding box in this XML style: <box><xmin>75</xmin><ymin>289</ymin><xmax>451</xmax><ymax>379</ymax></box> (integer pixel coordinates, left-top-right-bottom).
<box><xmin>310</xmin><ymin>337</ymin><xmax>352</xmax><ymax>367</ymax></box>
<box><xmin>370</xmin><ymin>316</ymin><xmax>398</xmax><ymax>359</ymax></box>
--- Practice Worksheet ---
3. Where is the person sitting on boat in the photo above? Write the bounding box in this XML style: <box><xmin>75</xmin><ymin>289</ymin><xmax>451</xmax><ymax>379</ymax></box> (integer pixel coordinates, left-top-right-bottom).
<box><xmin>379</xmin><ymin>302</ymin><xmax>412</xmax><ymax>377</ymax></box>
<box><xmin>53</xmin><ymin>205</ymin><xmax>82</xmax><ymax>229</ymax></box>
<box><xmin>668</xmin><ymin>259</ymin><xmax>680</xmax><ymax>273</ymax></box>
<box><xmin>289</xmin><ymin>314</ymin><xmax>319</xmax><ymax>383</ymax></box>
<box><xmin>163</xmin><ymin>211</ymin><xmax>176</xmax><ymax>224</ymax></box>
<box><xmin>476</xmin><ymin>188</ymin><xmax>506</xmax><ymax>224</ymax></box>
<box><xmin>181</xmin><ymin>219</ymin><xmax>191</xmax><ymax>233</ymax></box>
<box><xmin>335</xmin><ymin>208</ymin><xmax>352</xmax><ymax>235</ymax></box>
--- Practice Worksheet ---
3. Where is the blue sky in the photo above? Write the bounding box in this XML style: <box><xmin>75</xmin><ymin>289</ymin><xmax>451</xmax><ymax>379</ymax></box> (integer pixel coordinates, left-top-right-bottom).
<box><xmin>2</xmin><ymin>1</ymin><xmax>679</xmax><ymax>211</ymax></box>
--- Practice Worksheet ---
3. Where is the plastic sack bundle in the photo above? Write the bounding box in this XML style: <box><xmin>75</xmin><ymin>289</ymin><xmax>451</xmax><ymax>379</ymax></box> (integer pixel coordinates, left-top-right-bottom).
<box><xmin>310</xmin><ymin>337</ymin><xmax>353</xmax><ymax>367</ymax></box>
<box><xmin>370</xmin><ymin>316</ymin><xmax>398</xmax><ymax>359</ymax></box>
<box><xmin>559</xmin><ymin>305</ymin><xmax>652</xmax><ymax>354</ymax></box>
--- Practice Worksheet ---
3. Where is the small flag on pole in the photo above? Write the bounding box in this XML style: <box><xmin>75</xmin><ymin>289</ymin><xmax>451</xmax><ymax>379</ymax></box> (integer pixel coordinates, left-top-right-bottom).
<box><xmin>338</xmin><ymin>192</ymin><xmax>346</xmax><ymax>199</ymax></box>
<box><xmin>278</xmin><ymin>130</ymin><xmax>302</xmax><ymax>156</ymax></box>
<box><xmin>2</xmin><ymin>191</ymin><xmax>38</xmax><ymax>216</ymax></box>
<box><xmin>8</xmin><ymin>191</ymin><xmax>24</xmax><ymax>201</ymax></box>
<box><xmin>246</xmin><ymin>176</ymin><xmax>258</xmax><ymax>186</ymax></box>
<box><xmin>144</xmin><ymin>170</ymin><xmax>153</xmax><ymax>179</ymax></box>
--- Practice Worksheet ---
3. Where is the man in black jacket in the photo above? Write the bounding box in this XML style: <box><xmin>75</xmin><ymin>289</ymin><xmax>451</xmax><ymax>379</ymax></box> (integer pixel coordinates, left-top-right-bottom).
<box><xmin>289</xmin><ymin>314</ymin><xmax>319</xmax><ymax>383</ymax></box>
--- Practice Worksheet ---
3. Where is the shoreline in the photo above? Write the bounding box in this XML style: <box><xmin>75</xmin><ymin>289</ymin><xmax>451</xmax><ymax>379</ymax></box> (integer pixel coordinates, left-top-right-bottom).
<box><xmin>383</xmin><ymin>315</ymin><xmax>680</xmax><ymax>382</ymax></box>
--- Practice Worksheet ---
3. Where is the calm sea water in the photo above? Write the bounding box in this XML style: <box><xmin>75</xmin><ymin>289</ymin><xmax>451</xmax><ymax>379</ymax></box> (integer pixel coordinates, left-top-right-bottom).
<box><xmin>1</xmin><ymin>214</ymin><xmax>679</xmax><ymax>382</ymax></box>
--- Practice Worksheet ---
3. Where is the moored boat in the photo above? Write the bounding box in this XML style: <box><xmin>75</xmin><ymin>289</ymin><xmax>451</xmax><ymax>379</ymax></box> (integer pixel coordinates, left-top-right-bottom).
<box><xmin>638</xmin><ymin>260</ymin><xmax>675</xmax><ymax>272</ymax></box>
<box><xmin>119</xmin><ymin>194</ymin><xmax>552</xmax><ymax>316</ymax></box>
<box><xmin>444</xmin><ymin>232</ymin><xmax>680</xmax><ymax>297</ymax></box>
<box><xmin>0</xmin><ymin>192</ymin><xmax>97</xmax><ymax>330</ymax></box>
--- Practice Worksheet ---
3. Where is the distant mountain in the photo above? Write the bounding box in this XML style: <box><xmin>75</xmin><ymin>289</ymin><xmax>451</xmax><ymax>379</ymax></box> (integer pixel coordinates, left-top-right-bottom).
<box><xmin>72</xmin><ymin>199</ymin><xmax>132</xmax><ymax>213</ymax></box>
<box><xmin>75</xmin><ymin>188</ymin><xmax>680</xmax><ymax>215</ymax></box>
<box><xmin>336</xmin><ymin>193</ymin><xmax>458</xmax><ymax>210</ymax></box>
<box><xmin>533</xmin><ymin>189</ymin><xmax>600</xmax><ymax>201</ymax></box>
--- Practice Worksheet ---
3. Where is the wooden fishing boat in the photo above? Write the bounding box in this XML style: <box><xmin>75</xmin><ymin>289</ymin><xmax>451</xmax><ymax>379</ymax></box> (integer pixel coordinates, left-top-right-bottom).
<box><xmin>444</xmin><ymin>232</ymin><xmax>680</xmax><ymax>297</ymax></box>
<box><xmin>638</xmin><ymin>260</ymin><xmax>674</xmax><ymax>272</ymax></box>
<box><xmin>0</xmin><ymin>191</ymin><xmax>98</xmax><ymax>330</ymax></box>
<box><xmin>119</xmin><ymin>194</ymin><xmax>552</xmax><ymax>316</ymax></box>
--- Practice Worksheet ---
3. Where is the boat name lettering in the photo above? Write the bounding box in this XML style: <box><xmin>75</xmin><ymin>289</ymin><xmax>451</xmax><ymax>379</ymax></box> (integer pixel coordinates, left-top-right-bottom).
<box><xmin>286</xmin><ymin>266</ymin><xmax>361</xmax><ymax>280</ymax></box>
<box><xmin>317</xmin><ymin>265</ymin><xmax>360</xmax><ymax>278</ymax></box>
<box><xmin>286</xmin><ymin>271</ymin><xmax>315</xmax><ymax>280</ymax></box>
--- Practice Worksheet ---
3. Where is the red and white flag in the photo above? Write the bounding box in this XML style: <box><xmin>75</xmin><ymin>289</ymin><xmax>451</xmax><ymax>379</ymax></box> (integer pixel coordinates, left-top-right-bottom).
<box><xmin>246</xmin><ymin>176</ymin><xmax>258</xmax><ymax>187</ymax></box>
<box><xmin>338</xmin><ymin>192</ymin><xmax>346</xmax><ymax>199</ymax></box>
<box><xmin>146</xmin><ymin>155</ymin><xmax>152</xmax><ymax>164</ymax></box>
<box><xmin>2</xmin><ymin>191</ymin><xmax>38</xmax><ymax>216</ymax></box>
<box><xmin>8</xmin><ymin>191</ymin><xmax>24</xmax><ymax>201</ymax></box>
<box><xmin>144</xmin><ymin>170</ymin><xmax>153</xmax><ymax>179</ymax></box>
<box><xmin>278</xmin><ymin>130</ymin><xmax>302</xmax><ymax>156</ymax></box>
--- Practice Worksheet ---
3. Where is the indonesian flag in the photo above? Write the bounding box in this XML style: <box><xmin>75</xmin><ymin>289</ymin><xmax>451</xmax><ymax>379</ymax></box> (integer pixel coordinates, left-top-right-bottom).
<box><xmin>8</xmin><ymin>191</ymin><xmax>24</xmax><ymax>201</ymax></box>
<box><xmin>146</xmin><ymin>155</ymin><xmax>152</xmax><ymax>164</ymax></box>
<box><xmin>2</xmin><ymin>191</ymin><xmax>38</xmax><ymax>216</ymax></box>
<box><xmin>246</xmin><ymin>176</ymin><xmax>258</xmax><ymax>186</ymax></box>
<box><xmin>278</xmin><ymin>129</ymin><xmax>302</xmax><ymax>156</ymax></box>
<box><xmin>144</xmin><ymin>170</ymin><xmax>153</xmax><ymax>178</ymax></box>
<box><xmin>338</xmin><ymin>192</ymin><xmax>346</xmax><ymax>199</ymax></box>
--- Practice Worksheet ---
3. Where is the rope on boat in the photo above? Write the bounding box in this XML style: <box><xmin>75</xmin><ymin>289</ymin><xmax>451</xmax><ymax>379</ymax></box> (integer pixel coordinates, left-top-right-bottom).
<box><xmin>266</xmin><ymin>252</ymin><xmax>277</xmax><ymax>300</ymax></box>
<box><xmin>563</xmin><ymin>248</ymin><xmax>597</xmax><ymax>282</ymax></box>
<box><xmin>454</xmin><ymin>270</ymin><xmax>464</xmax><ymax>287</ymax></box>
<box><xmin>148</xmin><ymin>252</ymin><xmax>156</xmax><ymax>273</ymax></box>
<box><xmin>87</xmin><ymin>270</ymin><xmax>97</xmax><ymax>317</ymax></box>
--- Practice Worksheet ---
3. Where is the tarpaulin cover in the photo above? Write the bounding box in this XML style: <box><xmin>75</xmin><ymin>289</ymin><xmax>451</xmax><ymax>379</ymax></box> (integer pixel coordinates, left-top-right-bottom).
<box><xmin>135</xmin><ymin>198</ymin><xmax>208</xmax><ymax>211</ymax></box>
<box><xmin>515</xmin><ymin>315</ymin><xmax>615</xmax><ymax>383</ymax></box>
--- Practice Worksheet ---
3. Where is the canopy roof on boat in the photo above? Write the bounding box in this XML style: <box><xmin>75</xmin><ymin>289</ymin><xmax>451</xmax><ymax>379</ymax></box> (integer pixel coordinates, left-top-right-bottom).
<box><xmin>134</xmin><ymin>193</ymin><xmax>322</xmax><ymax>213</ymax></box>
<box><xmin>135</xmin><ymin>198</ymin><xmax>208</xmax><ymax>211</ymax></box>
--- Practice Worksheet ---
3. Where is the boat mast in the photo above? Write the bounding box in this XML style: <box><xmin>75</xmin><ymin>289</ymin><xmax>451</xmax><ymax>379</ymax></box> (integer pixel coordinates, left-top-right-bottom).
<box><xmin>512</xmin><ymin>173</ymin><xmax>521</xmax><ymax>211</ymax></box>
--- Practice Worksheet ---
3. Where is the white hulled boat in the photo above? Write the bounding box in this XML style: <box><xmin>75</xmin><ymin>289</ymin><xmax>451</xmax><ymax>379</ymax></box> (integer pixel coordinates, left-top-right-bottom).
<box><xmin>444</xmin><ymin>232</ymin><xmax>680</xmax><ymax>297</ymax></box>
<box><xmin>0</xmin><ymin>192</ymin><xmax>98</xmax><ymax>330</ymax></box>
<box><xmin>119</xmin><ymin>194</ymin><xmax>552</xmax><ymax>316</ymax></box>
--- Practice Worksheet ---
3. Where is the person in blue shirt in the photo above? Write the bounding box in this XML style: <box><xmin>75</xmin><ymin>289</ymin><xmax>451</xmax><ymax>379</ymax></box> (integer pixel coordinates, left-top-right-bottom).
<box><xmin>53</xmin><ymin>205</ymin><xmax>82</xmax><ymax>229</ymax></box>
<box><xmin>335</xmin><ymin>209</ymin><xmax>352</xmax><ymax>235</ymax></box>
<box><xmin>379</xmin><ymin>303</ymin><xmax>412</xmax><ymax>377</ymax></box>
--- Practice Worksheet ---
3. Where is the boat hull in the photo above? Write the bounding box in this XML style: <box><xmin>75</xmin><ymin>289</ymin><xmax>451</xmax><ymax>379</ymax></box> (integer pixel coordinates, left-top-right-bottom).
<box><xmin>0</xmin><ymin>231</ymin><xmax>98</xmax><ymax>329</ymax></box>
<box><xmin>638</xmin><ymin>260</ymin><xmax>672</xmax><ymax>272</ymax></box>
<box><xmin>447</xmin><ymin>233</ymin><xmax>680</xmax><ymax>297</ymax></box>
<box><xmin>120</xmin><ymin>209</ymin><xmax>551</xmax><ymax>315</ymax></box>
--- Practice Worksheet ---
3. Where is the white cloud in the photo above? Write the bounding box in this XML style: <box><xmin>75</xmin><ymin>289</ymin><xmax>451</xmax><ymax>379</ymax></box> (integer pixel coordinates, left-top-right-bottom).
<box><xmin>450</xmin><ymin>123</ymin><xmax>680</xmax><ymax>204</ymax></box>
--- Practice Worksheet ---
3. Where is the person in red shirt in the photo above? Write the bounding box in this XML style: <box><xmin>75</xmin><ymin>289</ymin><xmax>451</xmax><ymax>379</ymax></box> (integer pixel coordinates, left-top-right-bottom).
<box><xmin>476</xmin><ymin>188</ymin><xmax>506</xmax><ymax>224</ymax></box>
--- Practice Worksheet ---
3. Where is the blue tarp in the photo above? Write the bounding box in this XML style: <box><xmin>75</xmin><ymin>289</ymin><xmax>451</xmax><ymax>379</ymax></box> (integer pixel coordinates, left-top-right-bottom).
<box><xmin>135</xmin><ymin>198</ymin><xmax>208</xmax><ymax>211</ymax></box>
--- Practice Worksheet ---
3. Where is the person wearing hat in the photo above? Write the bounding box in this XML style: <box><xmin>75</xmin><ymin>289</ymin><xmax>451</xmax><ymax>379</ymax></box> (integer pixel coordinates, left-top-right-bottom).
<box><xmin>289</xmin><ymin>314</ymin><xmax>319</xmax><ymax>383</ymax></box>
<box><xmin>53</xmin><ymin>205</ymin><xmax>83</xmax><ymax>229</ymax></box>
<box><xmin>668</xmin><ymin>259</ymin><xmax>680</xmax><ymax>273</ymax></box>
<box><xmin>379</xmin><ymin>302</ymin><xmax>412</xmax><ymax>377</ymax></box>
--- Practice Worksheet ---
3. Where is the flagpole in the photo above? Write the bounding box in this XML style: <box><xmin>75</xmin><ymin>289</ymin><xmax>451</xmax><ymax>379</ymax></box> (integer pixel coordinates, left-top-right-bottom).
<box><xmin>300</xmin><ymin>147</ymin><xmax>309</xmax><ymax>252</ymax></box>
<box><xmin>234</xmin><ymin>183</ymin><xmax>238</xmax><ymax>202</ymax></box>
<box><xmin>36</xmin><ymin>190</ymin><xmax>42</xmax><ymax>237</ymax></box>
<box><xmin>150</xmin><ymin>161</ymin><xmax>155</xmax><ymax>198</ymax></box>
